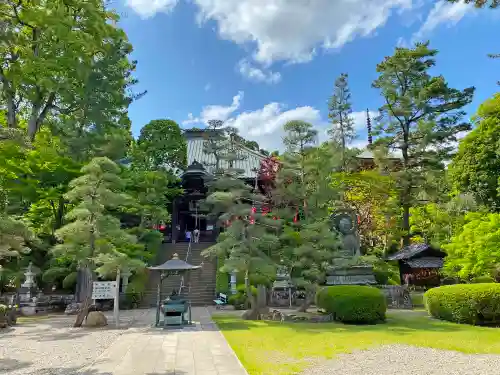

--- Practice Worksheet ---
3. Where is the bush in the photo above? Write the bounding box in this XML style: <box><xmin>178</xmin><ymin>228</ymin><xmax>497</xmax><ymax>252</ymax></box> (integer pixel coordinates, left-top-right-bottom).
<box><xmin>424</xmin><ymin>284</ymin><xmax>500</xmax><ymax>325</ymax></box>
<box><xmin>228</xmin><ymin>284</ymin><xmax>258</xmax><ymax>310</ymax></box>
<box><xmin>0</xmin><ymin>304</ymin><xmax>6</xmax><ymax>314</ymax></box>
<box><xmin>471</xmin><ymin>276</ymin><xmax>496</xmax><ymax>283</ymax></box>
<box><xmin>373</xmin><ymin>269</ymin><xmax>389</xmax><ymax>285</ymax></box>
<box><xmin>316</xmin><ymin>285</ymin><xmax>386</xmax><ymax>324</ymax></box>
<box><xmin>228</xmin><ymin>294</ymin><xmax>246</xmax><ymax>310</ymax></box>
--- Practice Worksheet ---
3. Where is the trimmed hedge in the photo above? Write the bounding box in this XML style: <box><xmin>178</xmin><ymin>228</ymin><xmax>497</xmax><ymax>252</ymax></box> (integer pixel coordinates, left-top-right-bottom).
<box><xmin>424</xmin><ymin>284</ymin><xmax>500</xmax><ymax>325</ymax></box>
<box><xmin>316</xmin><ymin>285</ymin><xmax>386</xmax><ymax>324</ymax></box>
<box><xmin>471</xmin><ymin>276</ymin><xmax>496</xmax><ymax>284</ymax></box>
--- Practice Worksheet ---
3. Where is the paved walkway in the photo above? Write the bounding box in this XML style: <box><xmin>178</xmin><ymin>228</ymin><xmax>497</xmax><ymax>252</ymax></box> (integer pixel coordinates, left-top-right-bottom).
<box><xmin>79</xmin><ymin>307</ymin><xmax>248</xmax><ymax>375</ymax></box>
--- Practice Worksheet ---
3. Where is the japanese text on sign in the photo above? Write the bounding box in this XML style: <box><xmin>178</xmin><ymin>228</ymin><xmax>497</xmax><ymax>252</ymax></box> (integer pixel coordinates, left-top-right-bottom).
<box><xmin>91</xmin><ymin>281</ymin><xmax>117</xmax><ymax>300</ymax></box>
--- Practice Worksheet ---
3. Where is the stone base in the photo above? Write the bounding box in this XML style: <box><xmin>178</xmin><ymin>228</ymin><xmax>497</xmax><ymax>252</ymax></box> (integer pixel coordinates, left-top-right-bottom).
<box><xmin>20</xmin><ymin>304</ymin><xmax>37</xmax><ymax>316</ymax></box>
<box><xmin>326</xmin><ymin>266</ymin><xmax>377</xmax><ymax>285</ymax></box>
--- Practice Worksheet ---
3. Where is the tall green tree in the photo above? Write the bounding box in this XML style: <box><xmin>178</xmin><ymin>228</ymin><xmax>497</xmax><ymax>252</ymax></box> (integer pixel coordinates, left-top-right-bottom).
<box><xmin>0</xmin><ymin>0</ymin><xmax>141</xmax><ymax>142</ymax></box>
<box><xmin>372</xmin><ymin>42</ymin><xmax>474</xmax><ymax>244</ymax></box>
<box><xmin>53</xmin><ymin>157</ymin><xmax>143</xmax><ymax>327</ymax></box>
<box><xmin>449</xmin><ymin>94</ymin><xmax>500</xmax><ymax>210</ymax></box>
<box><xmin>328</xmin><ymin>73</ymin><xmax>355</xmax><ymax>170</ymax></box>
<box><xmin>273</xmin><ymin>121</ymin><xmax>343</xmax><ymax>312</ymax></box>
<box><xmin>135</xmin><ymin>119</ymin><xmax>187</xmax><ymax>172</ymax></box>
<box><xmin>201</xmin><ymin>124</ymin><xmax>279</xmax><ymax>320</ymax></box>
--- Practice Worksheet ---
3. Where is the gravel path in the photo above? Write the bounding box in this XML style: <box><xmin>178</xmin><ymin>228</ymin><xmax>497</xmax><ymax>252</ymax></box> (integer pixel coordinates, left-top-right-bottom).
<box><xmin>0</xmin><ymin>310</ymin><xmax>150</xmax><ymax>375</ymax></box>
<box><xmin>302</xmin><ymin>344</ymin><xmax>500</xmax><ymax>375</ymax></box>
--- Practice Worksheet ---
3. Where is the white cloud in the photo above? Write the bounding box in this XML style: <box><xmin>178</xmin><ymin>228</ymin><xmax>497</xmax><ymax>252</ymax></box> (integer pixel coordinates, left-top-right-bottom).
<box><xmin>182</xmin><ymin>91</ymin><xmax>244</xmax><ymax>125</ymax></box>
<box><xmin>183</xmin><ymin>92</ymin><xmax>377</xmax><ymax>151</ymax></box>
<box><xmin>237</xmin><ymin>59</ymin><xmax>281</xmax><ymax>84</ymax></box>
<box><xmin>127</xmin><ymin>0</ymin><xmax>413</xmax><ymax>65</ymax></box>
<box><xmin>193</xmin><ymin>0</ymin><xmax>413</xmax><ymax>65</ymax></box>
<box><xmin>125</xmin><ymin>0</ymin><xmax>178</xmax><ymax>18</ymax></box>
<box><xmin>412</xmin><ymin>1</ymin><xmax>472</xmax><ymax>41</ymax></box>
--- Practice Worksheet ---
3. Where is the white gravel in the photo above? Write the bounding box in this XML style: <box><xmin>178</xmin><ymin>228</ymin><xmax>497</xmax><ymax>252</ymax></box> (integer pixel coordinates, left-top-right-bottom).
<box><xmin>0</xmin><ymin>310</ymin><xmax>150</xmax><ymax>375</ymax></box>
<box><xmin>301</xmin><ymin>344</ymin><xmax>500</xmax><ymax>375</ymax></box>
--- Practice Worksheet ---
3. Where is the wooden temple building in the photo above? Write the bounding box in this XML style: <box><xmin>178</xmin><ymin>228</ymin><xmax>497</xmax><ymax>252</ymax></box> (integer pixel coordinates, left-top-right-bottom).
<box><xmin>164</xmin><ymin>129</ymin><xmax>267</xmax><ymax>244</ymax></box>
<box><xmin>386</xmin><ymin>243</ymin><xmax>446</xmax><ymax>287</ymax></box>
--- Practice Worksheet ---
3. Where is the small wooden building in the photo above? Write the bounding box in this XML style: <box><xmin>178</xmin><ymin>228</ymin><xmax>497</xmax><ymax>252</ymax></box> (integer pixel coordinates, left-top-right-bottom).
<box><xmin>386</xmin><ymin>243</ymin><xmax>446</xmax><ymax>287</ymax></box>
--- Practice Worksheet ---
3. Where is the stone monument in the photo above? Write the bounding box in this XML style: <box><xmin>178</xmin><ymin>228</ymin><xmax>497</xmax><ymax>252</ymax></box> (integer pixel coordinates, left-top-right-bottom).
<box><xmin>18</xmin><ymin>262</ymin><xmax>40</xmax><ymax>316</ymax></box>
<box><xmin>326</xmin><ymin>209</ymin><xmax>376</xmax><ymax>285</ymax></box>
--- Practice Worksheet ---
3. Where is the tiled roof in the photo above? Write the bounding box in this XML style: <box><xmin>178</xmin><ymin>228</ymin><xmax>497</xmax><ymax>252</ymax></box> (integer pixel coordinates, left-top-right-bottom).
<box><xmin>185</xmin><ymin>133</ymin><xmax>265</xmax><ymax>179</ymax></box>
<box><xmin>405</xmin><ymin>257</ymin><xmax>444</xmax><ymax>269</ymax></box>
<box><xmin>357</xmin><ymin>150</ymin><xmax>402</xmax><ymax>160</ymax></box>
<box><xmin>386</xmin><ymin>243</ymin><xmax>431</xmax><ymax>261</ymax></box>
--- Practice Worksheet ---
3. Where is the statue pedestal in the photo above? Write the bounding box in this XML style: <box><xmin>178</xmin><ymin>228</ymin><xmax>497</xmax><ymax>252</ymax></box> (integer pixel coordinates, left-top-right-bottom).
<box><xmin>326</xmin><ymin>265</ymin><xmax>376</xmax><ymax>285</ymax></box>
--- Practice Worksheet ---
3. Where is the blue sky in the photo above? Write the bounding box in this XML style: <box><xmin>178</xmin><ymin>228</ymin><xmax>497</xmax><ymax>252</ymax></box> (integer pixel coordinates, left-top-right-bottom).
<box><xmin>115</xmin><ymin>0</ymin><xmax>500</xmax><ymax>152</ymax></box>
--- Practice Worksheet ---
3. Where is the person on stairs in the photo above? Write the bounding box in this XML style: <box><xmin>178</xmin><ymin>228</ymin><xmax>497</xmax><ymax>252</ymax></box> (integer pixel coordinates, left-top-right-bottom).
<box><xmin>193</xmin><ymin>227</ymin><xmax>200</xmax><ymax>243</ymax></box>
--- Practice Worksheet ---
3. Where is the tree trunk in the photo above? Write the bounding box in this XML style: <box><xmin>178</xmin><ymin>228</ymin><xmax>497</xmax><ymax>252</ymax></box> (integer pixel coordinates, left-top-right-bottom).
<box><xmin>0</xmin><ymin>69</ymin><xmax>17</xmax><ymax>128</ymax></box>
<box><xmin>73</xmin><ymin>266</ymin><xmax>93</xmax><ymax>327</ymax></box>
<box><xmin>401</xmin><ymin>133</ymin><xmax>411</xmax><ymax>246</ymax></box>
<box><xmin>27</xmin><ymin>92</ymin><xmax>55</xmax><ymax>141</ymax></box>
<box><xmin>296</xmin><ymin>289</ymin><xmax>313</xmax><ymax>313</ymax></box>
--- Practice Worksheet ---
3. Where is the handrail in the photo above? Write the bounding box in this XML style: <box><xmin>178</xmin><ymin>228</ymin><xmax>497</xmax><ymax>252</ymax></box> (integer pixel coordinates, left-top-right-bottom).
<box><xmin>178</xmin><ymin>237</ymin><xmax>193</xmax><ymax>294</ymax></box>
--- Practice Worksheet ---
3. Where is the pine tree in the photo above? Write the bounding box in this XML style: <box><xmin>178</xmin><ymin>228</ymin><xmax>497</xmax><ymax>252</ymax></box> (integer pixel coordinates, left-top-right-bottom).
<box><xmin>201</xmin><ymin>123</ymin><xmax>279</xmax><ymax>320</ymax></box>
<box><xmin>372</xmin><ymin>42</ymin><xmax>474</xmax><ymax>245</ymax></box>
<box><xmin>53</xmin><ymin>157</ymin><xmax>144</xmax><ymax>327</ymax></box>
<box><xmin>274</xmin><ymin>121</ymin><xmax>343</xmax><ymax>312</ymax></box>
<box><xmin>328</xmin><ymin>73</ymin><xmax>355</xmax><ymax>170</ymax></box>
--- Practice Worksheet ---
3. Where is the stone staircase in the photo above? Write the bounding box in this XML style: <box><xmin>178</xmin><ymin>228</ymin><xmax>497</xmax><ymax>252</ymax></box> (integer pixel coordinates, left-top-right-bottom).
<box><xmin>141</xmin><ymin>241</ymin><xmax>218</xmax><ymax>307</ymax></box>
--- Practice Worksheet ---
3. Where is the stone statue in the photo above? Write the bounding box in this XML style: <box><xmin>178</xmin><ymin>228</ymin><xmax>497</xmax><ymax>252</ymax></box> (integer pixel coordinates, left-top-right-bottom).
<box><xmin>327</xmin><ymin>209</ymin><xmax>376</xmax><ymax>285</ymax></box>
<box><xmin>331</xmin><ymin>211</ymin><xmax>361</xmax><ymax>257</ymax></box>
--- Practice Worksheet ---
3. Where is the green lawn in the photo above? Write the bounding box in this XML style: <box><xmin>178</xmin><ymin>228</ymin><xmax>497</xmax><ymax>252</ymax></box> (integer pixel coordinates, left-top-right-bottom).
<box><xmin>213</xmin><ymin>310</ymin><xmax>500</xmax><ymax>375</ymax></box>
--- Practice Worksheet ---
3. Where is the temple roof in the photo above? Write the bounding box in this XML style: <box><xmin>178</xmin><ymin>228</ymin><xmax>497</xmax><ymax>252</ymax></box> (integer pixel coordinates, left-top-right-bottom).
<box><xmin>184</xmin><ymin>130</ymin><xmax>265</xmax><ymax>179</ymax></box>
<box><xmin>386</xmin><ymin>243</ymin><xmax>446</xmax><ymax>261</ymax></box>
<box><xmin>357</xmin><ymin>150</ymin><xmax>402</xmax><ymax>160</ymax></box>
<box><xmin>148</xmin><ymin>253</ymin><xmax>201</xmax><ymax>272</ymax></box>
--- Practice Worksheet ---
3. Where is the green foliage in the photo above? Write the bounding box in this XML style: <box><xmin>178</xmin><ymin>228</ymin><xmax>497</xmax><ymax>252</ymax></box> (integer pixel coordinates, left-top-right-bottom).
<box><xmin>410</xmin><ymin>195</ymin><xmax>477</xmax><ymax>247</ymax></box>
<box><xmin>135</xmin><ymin>119</ymin><xmax>187</xmax><ymax>171</ymax></box>
<box><xmin>443</xmin><ymin>212</ymin><xmax>500</xmax><ymax>279</ymax></box>
<box><xmin>471</xmin><ymin>276</ymin><xmax>496</xmax><ymax>283</ymax></box>
<box><xmin>53</xmin><ymin>157</ymin><xmax>144</xmax><ymax>277</ymax></box>
<box><xmin>0</xmin><ymin>0</ymin><xmax>140</xmax><ymax>142</ymax></box>
<box><xmin>0</xmin><ymin>304</ymin><xmax>6</xmax><ymax>314</ymax></box>
<box><xmin>124</xmin><ymin>270</ymin><xmax>149</xmax><ymax>308</ymax></box>
<box><xmin>449</xmin><ymin>94</ymin><xmax>500</xmax><ymax>211</ymax></box>
<box><xmin>62</xmin><ymin>272</ymin><xmax>78</xmax><ymax>290</ymax></box>
<box><xmin>216</xmin><ymin>256</ymin><xmax>230</xmax><ymax>294</ymax></box>
<box><xmin>424</xmin><ymin>284</ymin><xmax>500</xmax><ymax>325</ymax></box>
<box><xmin>228</xmin><ymin>284</ymin><xmax>258</xmax><ymax>310</ymax></box>
<box><xmin>332</xmin><ymin>171</ymin><xmax>399</xmax><ymax>252</ymax></box>
<box><xmin>316</xmin><ymin>285</ymin><xmax>386</xmax><ymax>323</ymax></box>
<box><xmin>372</xmin><ymin>42</ymin><xmax>474</xmax><ymax>243</ymax></box>
<box><xmin>202</xmin><ymin>120</ymin><xmax>280</xmax><ymax>317</ymax></box>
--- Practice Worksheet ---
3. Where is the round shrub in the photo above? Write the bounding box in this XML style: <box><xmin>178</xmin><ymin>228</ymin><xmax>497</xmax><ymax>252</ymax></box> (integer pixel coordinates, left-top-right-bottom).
<box><xmin>424</xmin><ymin>284</ymin><xmax>500</xmax><ymax>325</ymax></box>
<box><xmin>471</xmin><ymin>276</ymin><xmax>495</xmax><ymax>284</ymax></box>
<box><xmin>316</xmin><ymin>285</ymin><xmax>386</xmax><ymax>324</ymax></box>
